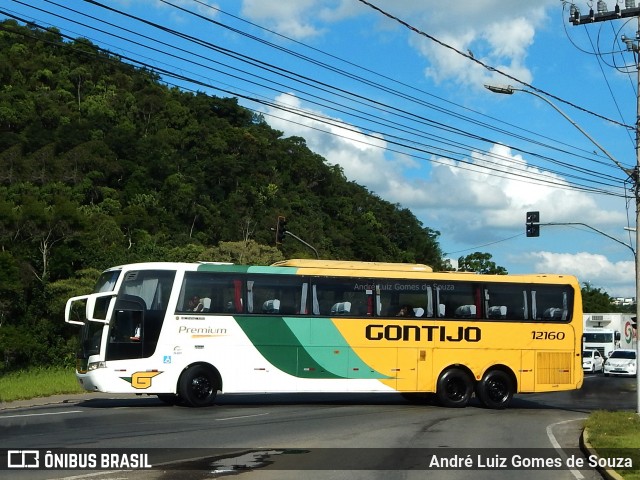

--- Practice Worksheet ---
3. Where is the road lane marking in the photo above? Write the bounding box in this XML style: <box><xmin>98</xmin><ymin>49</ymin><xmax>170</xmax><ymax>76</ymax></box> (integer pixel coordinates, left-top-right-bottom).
<box><xmin>546</xmin><ymin>418</ymin><xmax>587</xmax><ymax>480</ymax></box>
<box><xmin>51</xmin><ymin>472</ymin><xmax>124</xmax><ymax>480</ymax></box>
<box><xmin>0</xmin><ymin>410</ymin><xmax>83</xmax><ymax>419</ymax></box>
<box><xmin>216</xmin><ymin>413</ymin><xmax>270</xmax><ymax>421</ymax></box>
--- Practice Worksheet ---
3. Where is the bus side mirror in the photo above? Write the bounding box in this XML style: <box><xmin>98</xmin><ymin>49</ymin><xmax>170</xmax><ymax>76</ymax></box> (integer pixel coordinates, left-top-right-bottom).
<box><xmin>86</xmin><ymin>293</ymin><xmax>116</xmax><ymax>324</ymax></box>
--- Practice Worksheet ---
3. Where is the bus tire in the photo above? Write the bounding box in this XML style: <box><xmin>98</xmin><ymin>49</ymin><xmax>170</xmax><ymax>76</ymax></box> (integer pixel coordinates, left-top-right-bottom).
<box><xmin>178</xmin><ymin>365</ymin><xmax>219</xmax><ymax>407</ymax></box>
<box><xmin>476</xmin><ymin>370</ymin><xmax>514</xmax><ymax>409</ymax></box>
<box><xmin>436</xmin><ymin>368</ymin><xmax>473</xmax><ymax>408</ymax></box>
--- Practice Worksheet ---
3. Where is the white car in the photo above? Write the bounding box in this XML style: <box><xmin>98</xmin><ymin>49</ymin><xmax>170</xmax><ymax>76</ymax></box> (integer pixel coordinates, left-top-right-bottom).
<box><xmin>603</xmin><ymin>349</ymin><xmax>637</xmax><ymax>377</ymax></box>
<box><xmin>582</xmin><ymin>349</ymin><xmax>604</xmax><ymax>373</ymax></box>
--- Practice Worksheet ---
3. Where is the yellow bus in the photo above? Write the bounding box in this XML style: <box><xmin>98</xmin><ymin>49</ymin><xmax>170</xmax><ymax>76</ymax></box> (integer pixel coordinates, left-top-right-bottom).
<box><xmin>65</xmin><ymin>259</ymin><xmax>583</xmax><ymax>409</ymax></box>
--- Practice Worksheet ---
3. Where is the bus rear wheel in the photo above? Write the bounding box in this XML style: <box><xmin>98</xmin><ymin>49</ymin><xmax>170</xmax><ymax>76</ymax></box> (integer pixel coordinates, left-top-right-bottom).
<box><xmin>436</xmin><ymin>368</ymin><xmax>473</xmax><ymax>408</ymax></box>
<box><xmin>178</xmin><ymin>365</ymin><xmax>219</xmax><ymax>407</ymax></box>
<box><xmin>476</xmin><ymin>370</ymin><xmax>514</xmax><ymax>409</ymax></box>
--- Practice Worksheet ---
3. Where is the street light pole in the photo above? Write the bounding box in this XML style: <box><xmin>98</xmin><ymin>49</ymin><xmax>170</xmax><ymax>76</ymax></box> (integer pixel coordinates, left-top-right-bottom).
<box><xmin>483</xmin><ymin>85</ymin><xmax>632</xmax><ymax>176</ymax></box>
<box><xmin>633</xmin><ymin>20</ymin><xmax>640</xmax><ymax>415</ymax></box>
<box><xmin>485</xmin><ymin>80</ymin><xmax>640</xmax><ymax>414</ymax></box>
<box><xmin>565</xmin><ymin>0</ymin><xmax>640</xmax><ymax>416</ymax></box>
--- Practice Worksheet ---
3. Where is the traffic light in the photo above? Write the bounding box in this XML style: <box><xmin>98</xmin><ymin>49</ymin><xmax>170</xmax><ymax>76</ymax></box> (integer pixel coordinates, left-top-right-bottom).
<box><xmin>275</xmin><ymin>216</ymin><xmax>287</xmax><ymax>244</ymax></box>
<box><xmin>526</xmin><ymin>211</ymin><xmax>540</xmax><ymax>237</ymax></box>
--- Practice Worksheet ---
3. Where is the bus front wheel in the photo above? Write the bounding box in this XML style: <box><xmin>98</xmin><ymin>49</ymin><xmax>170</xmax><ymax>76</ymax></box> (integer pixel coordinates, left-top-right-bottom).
<box><xmin>436</xmin><ymin>368</ymin><xmax>473</xmax><ymax>408</ymax></box>
<box><xmin>178</xmin><ymin>365</ymin><xmax>219</xmax><ymax>407</ymax></box>
<box><xmin>476</xmin><ymin>370</ymin><xmax>514</xmax><ymax>409</ymax></box>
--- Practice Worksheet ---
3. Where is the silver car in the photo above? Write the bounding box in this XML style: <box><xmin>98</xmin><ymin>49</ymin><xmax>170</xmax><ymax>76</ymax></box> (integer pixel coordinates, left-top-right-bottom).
<box><xmin>603</xmin><ymin>349</ymin><xmax>637</xmax><ymax>377</ymax></box>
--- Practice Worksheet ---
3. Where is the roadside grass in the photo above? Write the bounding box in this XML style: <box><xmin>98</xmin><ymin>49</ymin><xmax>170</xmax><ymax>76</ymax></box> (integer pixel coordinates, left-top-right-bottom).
<box><xmin>584</xmin><ymin>410</ymin><xmax>640</xmax><ymax>480</ymax></box>
<box><xmin>0</xmin><ymin>366</ymin><xmax>83</xmax><ymax>403</ymax></box>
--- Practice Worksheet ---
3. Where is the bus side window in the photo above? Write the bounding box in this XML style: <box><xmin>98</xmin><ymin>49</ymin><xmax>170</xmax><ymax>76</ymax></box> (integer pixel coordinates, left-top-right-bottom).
<box><xmin>376</xmin><ymin>280</ymin><xmax>431</xmax><ymax>318</ymax></box>
<box><xmin>177</xmin><ymin>273</ymin><xmax>242</xmax><ymax>314</ymax></box>
<box><xmin>313</xmin><ymin>277</ymin><xmax>370</xmax><ymax>317</ymax></box>
<box><xmin>248</xmin><ymin>274</ymin><xmax>305</xmax><ymax>316</ymax></box>
<box><xmin>437</xmin><ymin>283</ymin><xmax>478</xmax><ymax>319</ymax></box>
<box><xmin>532</xmin><ymin>286</ymin><xmax>571</xmax><ymax>321</ymax></box>
<box><xmin>484</xmin><ymin>285</ymin><xmax>526</xmax><ymax>321</ymax></box>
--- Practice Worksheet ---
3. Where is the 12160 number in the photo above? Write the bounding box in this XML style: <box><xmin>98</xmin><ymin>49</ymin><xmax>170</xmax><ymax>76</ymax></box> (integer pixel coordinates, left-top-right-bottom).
<box><xmin>531</xmin><ymin>331</ymin><xmax>565</xmax><ymax>340</ymax></box>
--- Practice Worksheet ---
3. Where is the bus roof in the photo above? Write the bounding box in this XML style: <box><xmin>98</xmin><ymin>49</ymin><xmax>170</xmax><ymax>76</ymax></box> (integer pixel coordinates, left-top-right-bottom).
<box><xmin>271</xmin><ymin>259</ymin><xmax>433</xmax><ymax>272</ymax></box>
<box><xmin>102</xmin><ymin>260</ymin><xmax>578</xmax><ymax>284</ymax></box>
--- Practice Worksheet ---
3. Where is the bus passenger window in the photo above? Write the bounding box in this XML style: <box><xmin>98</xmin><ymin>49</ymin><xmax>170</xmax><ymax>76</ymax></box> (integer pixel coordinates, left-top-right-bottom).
<box><xmin>377</xmin><ymin>280</ymin><xmax>431</xmax><ymax>318</ymax></box>
<box><xmin>313</xmin><ymin>277</ymin><xmax>371</xmax><ymax>316</ymax></box>
<box><xmin>248</xmin><ymin>275</ymin><xmax>305</xmax><ymax>316</ymax></box>
<box><xmin>435</xmin><ymin>282</ymin><xmax>478</xmax><ymax>319</ymax></box>
<box><xmin>484</xmin><ymin>285</ymin><xmax>526</xmax><ymax>321</ymax></box>
<box><xmin>531</xmin><ymin>286</ymin><xmax>572</xmax><ymax>322</ymax></box>
<box><xmin>177</xmin><ymin>273</ymin><xmax>242</xmax><ymax>314</ymax></box>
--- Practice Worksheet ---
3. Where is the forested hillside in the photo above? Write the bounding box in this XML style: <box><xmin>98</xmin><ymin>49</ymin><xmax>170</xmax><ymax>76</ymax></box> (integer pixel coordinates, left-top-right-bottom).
<box><xmin>0</xmin><ymin>19</ymin><xmax>444</xmax><ymax>370</ymax></box>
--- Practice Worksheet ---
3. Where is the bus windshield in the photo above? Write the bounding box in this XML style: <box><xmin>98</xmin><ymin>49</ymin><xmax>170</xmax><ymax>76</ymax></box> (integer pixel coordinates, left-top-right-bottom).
<box><xmin>93</xmin><ymin>270</ymin><xmax>121</xmax><ymax>293</ymax></box>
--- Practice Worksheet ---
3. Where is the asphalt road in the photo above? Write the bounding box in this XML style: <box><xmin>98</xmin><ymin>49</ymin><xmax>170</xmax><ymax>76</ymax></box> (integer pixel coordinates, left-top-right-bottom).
<box><xmin>0</xmin><ymin>373</ymin><xmax>636</xmax><ymax>480</ymax></box>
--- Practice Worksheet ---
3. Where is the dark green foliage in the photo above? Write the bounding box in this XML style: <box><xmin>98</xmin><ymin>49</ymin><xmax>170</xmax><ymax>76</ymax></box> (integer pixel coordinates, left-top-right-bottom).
<box><xmin>581</xmin><ymin>283</ymin><xmax>627</xmax><ymax>313</ymax></box>
<box><xmin>0</xmin><ymin>19</ymin><xmax>445</xmax><ymax>371</ymax></box>
<box><xmin>457</xmin><ymin>252</ymin><xmax>507</xmax><ymax>275</ymax></box>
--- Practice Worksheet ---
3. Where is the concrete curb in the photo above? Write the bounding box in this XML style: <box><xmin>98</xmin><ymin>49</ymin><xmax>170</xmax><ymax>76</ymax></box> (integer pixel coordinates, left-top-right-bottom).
<box><xmin>581</xmin><ymin>428</ymin><xmax>625</xmax><ymax>480</ymax></box>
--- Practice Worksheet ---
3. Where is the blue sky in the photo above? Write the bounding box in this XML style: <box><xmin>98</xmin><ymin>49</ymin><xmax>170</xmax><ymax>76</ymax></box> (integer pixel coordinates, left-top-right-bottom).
<box><xmin>3</xmin><ymin>0</ymin><xmax>639</xmax><ymax>297</ymax></box>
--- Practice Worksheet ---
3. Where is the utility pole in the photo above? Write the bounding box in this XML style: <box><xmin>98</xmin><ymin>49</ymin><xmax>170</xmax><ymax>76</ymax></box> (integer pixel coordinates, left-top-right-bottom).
<box><xmin>567</xmin><ymin>1</ymin><xmax>640</xmax><ymax>414</ymax></box>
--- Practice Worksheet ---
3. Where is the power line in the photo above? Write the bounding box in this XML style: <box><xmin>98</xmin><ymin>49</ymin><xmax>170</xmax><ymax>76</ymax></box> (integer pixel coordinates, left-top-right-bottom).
<box><xmin>1</xmin><ymin>11</ymin><xmax>625</xmax><ymax>197</ymax></box>
<box><xmin>17</xmin><ymin>0</ymin><xmax>628</xmax><ymax>182</ymax></box>
<box><xmin>357</xmin><ymin>0</ymin><xmax>635</xmax><ymax>131</ymax></box>
<box><xmin>1</xmin><ymin>1</ymin><xmax>630</xmax><ymax>196</ymax></box>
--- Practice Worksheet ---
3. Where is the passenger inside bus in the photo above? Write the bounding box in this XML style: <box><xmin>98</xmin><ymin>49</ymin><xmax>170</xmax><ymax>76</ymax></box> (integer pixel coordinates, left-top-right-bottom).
<box><xmin>130</xmin><ymin>323</ymin><xmax>141</xmax><ymax>342</ymax></box>
<box><xmin>396</xmin><ymin>305</ymin><xmax>414</xmax><ymax>317</ymax></box>
<box><xmin>187</xmin><ymin>295</ymin><xmax>211</xmax><ymax>312</ymax></box>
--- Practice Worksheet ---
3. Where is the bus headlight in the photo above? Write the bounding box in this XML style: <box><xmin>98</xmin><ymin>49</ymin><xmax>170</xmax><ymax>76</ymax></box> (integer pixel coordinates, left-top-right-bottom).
<box><xmin>88</xmin><ymin>361</ymin><xmax>107</xmax><ymax>371</ymax></box>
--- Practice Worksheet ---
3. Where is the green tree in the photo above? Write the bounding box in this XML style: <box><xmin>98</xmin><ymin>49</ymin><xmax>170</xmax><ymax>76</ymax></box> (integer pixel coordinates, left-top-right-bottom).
<box><xmin>206</xmin><ymin>240</ymin><xmax>284</xmax><ymax>265</ymax></box>
<box><xmin>0</xmin><ymin>19</ymin><xmax>447</xmax><ymax>371</ymax></box>
<box><xmin>457</xmin><ymin>252</ymin><xmax>507</xmax><ymax>275</ymax></box>
<box><xmin>581</xmin><ymin>283</ymin><xmax>622</xmax><ymax>313</ymax></box>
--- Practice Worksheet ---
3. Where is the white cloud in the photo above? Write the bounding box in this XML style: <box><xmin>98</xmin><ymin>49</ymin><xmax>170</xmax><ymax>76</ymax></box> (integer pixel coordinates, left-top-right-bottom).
<box><xmin>240</xmin><ymin>1</ymin><xmax>634</xmax><ymax>297</ymax></box>
<box><xmin>524</xmin><ymin>251</ymin><xmax>635</xmax><ymax>297</ymax></box>
<box><xmin>263</xmin><ymin>94</ymin><xmax>627</xmax><ymax>249</ymax></box>
<box><xmin>240</xmin><ymin>0</ymin><xmax>326</xmax><ymax>39</ymax></box>
<box><xmin>237</xmin><ymin>0</ymin><xmax>556</xmax><ymax>88</ymax></box>
<box><xmin>396</xmin><ymin>144</ymin><xmax>627</xmax><ymax>245</ymax></box>
<box><xmin>264</xmin><ymin>93</ymin><xmax>402</xmax><ymax>191</ymax></box>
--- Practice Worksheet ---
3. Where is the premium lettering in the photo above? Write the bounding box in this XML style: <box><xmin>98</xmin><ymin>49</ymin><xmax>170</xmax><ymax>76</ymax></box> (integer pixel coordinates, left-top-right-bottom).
<box><xmin>178</xmin><ymin>326</ymin><xmax>227</xmax><ymax>335</ymax></box>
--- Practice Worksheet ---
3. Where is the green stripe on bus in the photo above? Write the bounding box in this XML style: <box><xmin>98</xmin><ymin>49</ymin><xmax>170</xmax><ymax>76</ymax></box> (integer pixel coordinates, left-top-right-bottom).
<box><xmin>235</xmin><ymin>317</ymin><xmax>387</xmax><ymax>379</ymax></box>
<box><xmin>196</xmin><ymin>264</ymin><xmax>252</xmax><ymax>273</ymax></box>
<box><xmin>235</xmin><ymin>316</ymin><xmax>340</xmax><ymax>378</ymax></box>
<box><xmin>196</xmin><ymin>264</ymin><xmax>299</xmax><ymax>274</ymax></box>
<box><xmin>283</xmin><ymin>318</ymin><xmax>388</xmax><ymax>379</ymax></box>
